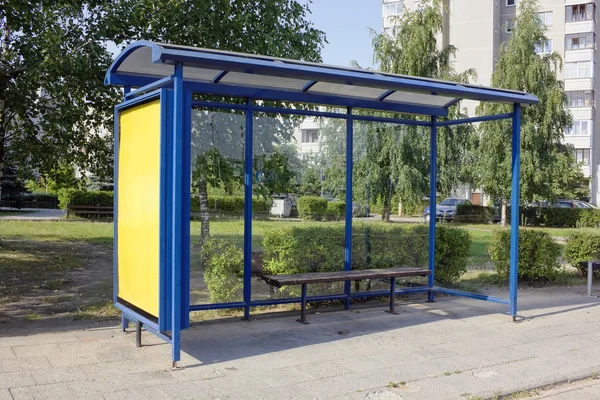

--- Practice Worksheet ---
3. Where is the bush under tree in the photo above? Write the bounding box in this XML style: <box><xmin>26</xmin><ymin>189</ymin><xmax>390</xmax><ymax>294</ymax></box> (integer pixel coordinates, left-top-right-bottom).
<box><xmin>489</xmin><ymin>229</ymin><xmax>561</xmax><ymax>282</ymax></box>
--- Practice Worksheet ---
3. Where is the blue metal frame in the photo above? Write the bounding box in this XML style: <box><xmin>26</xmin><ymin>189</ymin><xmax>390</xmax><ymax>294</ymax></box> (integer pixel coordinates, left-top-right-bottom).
<box><xmin>114</xmin><ymin>90</ymin><xmax>170</xmax><ymax>335</ymax></box>
<box><xmin>106</xmin><ymin>41</ymin><xmax>539</xmax><ymax>363</ymax></box>
<box><xmin>191</xmin><ymin>100</ymin><xmax>432</xmax><ymax>126</ymax></box>
<box><xmin>344</xmin><ymin>108</ymin><xmax>354</xmax><ymax>309</ymax></box>
<box><xmin>243</xmin><ymin>98</ymin><xmax>254</xmax><ymax>320</ymax></box>
<box><xmin>428</xmin><ymin>116</ymin><xmax>437</xmax><ymax>302</ymax></box>
<box><xmin>509</xmin><ymin>104</ymin><xmax>522</xmax><ymax>321</ymax></box>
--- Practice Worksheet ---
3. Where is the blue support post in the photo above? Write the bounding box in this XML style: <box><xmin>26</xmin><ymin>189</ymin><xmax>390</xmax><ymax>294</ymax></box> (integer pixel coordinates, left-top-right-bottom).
<box><xmin>509</xmin><ymin>103</ymin><xmax>522</xmax><ymax>321</ymax></box>
<box><xmin>243</xmin><ymin>98</ymin><xmax>253</xmax><ymax>320</ymax></box>
<box><xmin>171</xmin><ymin>63</ymin><xmax>184</xmax><ymax>365</ymax></box>
<box><xmin>428</xmin><ymin>116</ymin><xmax>437</xmax><ymax>302</ymax></box>
<box><xmin>344</xmin><ymin>108</ymin><xmax>354</xmax><ymax>310</ymax></box>
<box><xmin>120</xmin><ymin>85</ymin><xmax>131</xmax><ymax>333</ymax></box>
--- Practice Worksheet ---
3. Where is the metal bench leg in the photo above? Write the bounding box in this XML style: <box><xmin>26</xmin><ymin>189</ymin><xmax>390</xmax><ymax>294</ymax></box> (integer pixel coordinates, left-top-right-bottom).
<box><xmin>386</xmin><ymin>278</ymin><xmax>398</xmax><ymax>315</ymax></box>
<box><xmin>136</xmin><ymin>321</ymin><xmax>142</xmax><ymax>347</ymax></box>
<box><xmin>297</xmin><ymin>283</ymin><xmax>309</xmax><ymax>324</ymax></box>
<box><xmin>588</xmin><ymin>261</ymin><xmax>593</xmax><ymax>297</ymax></box>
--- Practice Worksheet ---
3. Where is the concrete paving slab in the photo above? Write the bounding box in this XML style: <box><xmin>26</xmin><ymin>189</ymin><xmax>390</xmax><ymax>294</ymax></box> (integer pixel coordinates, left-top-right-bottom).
<box><xmin>1</xmin><ymin>287</ymin><xmax>600</xmax><ymax>399</ymax></box>
<box><xmin>0</xmin><ymin>389</ymin><xmax>12</xmax><ymax>400</ymax></box>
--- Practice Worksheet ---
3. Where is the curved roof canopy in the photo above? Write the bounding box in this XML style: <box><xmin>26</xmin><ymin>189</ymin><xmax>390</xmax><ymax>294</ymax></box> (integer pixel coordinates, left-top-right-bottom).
<box><xmin>105</xmin><ymin>41</ymin><xmax>538</xmax><ymax>117</ymax></box>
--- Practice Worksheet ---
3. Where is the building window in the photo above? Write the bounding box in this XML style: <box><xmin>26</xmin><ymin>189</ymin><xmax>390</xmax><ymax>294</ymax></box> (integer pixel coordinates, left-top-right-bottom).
<box><xmin>567</xmin><ymin>120</ymin><xmax>592</xmax><ymax>135</ymax></box>
<box><xmin>565</xmin><ymin>33</ymin><xmax>595</xmax><ymax>50</ymax></box>
<box><xmin>565</xmin><ymin>60</ymin><xmax>594</xmax><ymax>78</ymax></box>
<box><xmin>566</xmin><ymin>3</ymin><xmax>594</xmax><ymax>22</ymax></box>
<box><xmin>506</xmin><ymin>0</ymin><xmax>515</xmax><ymax>6</ymax></box>
<box><xmin>575</xmin><ymin>148</ymin><xmax>591</xmax><ymax>166</ymax></box>
<box><xmin>566</xmin><ymin>90</ymin><xmax>594</xmax><ymax>107</ymax></box>
<box><xmin>383</xmin><ymin>1</ymin><xmax>402</xmax><ymax>19</ymax></box>
<box><xmin>302</xmin><ymin>129</ymin><xmax>319</xmax><ymax>143</ymax></box>
<box><xmin>535</xmin><ymin>11</ymin><xmax>553</xmax><ymax>26</ymax></box>
<box><xmin>534</xmin><ymin>39</ymin><xmax>552</xmax><ymax>54</ymax></box>
<box><xmin>505</xmin><ymin>19</ymin><xmax>514</xmax><ymax>33</ymax></box>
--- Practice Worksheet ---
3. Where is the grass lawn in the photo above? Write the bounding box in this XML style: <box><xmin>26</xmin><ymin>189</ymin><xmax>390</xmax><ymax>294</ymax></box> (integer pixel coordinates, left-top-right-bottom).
<box><xmin>1</xmin><ymin>219</ymin><xmax>592</xmax><ymax>324</ymax></box>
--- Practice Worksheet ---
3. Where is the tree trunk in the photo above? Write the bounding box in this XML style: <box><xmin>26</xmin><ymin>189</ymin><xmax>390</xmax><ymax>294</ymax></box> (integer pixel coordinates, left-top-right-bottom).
<box><xmin>382</xmin><ymin>196</ymin><xmax>391</xmax><ymax>222</ymax></box>
<box><xmin>0</xmin><ymin>115</ymin><xmax>5</xmax><ymax>203</ymax></box>
<box><xmin>500</xmin><ymin>199</ymin><xmax>507</xmax><ymax>227</ymax></box>
<box><xmin>198</xmin><ymin>178</ymin><xmax>210</xmax><ymax>245</ymax></box>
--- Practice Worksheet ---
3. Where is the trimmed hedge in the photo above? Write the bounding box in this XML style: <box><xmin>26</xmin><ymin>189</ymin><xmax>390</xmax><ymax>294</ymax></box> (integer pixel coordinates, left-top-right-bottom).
<box><xmin>510</xmin><ymin>207</ymin><xmax>600</xmax><ymax>228</ymax></box>
<box><xmin>297</xmin><ymin>196</ymin><xmax>328</xmax><ymax>220</ymax></box>
<box><xmin>58</xmin><ymin>189</ymin><xmax>113</xmax><ymax>210</ymax></box>
<box><xmin>564</xmin><ymin>232</ymin><xmax>600</xmax><ymax>277</ymax></box>
<box><xmin>202</xmin><ymin>238</ymin><xmax>244</xmax><ymax>303</ymax></box>
<box><xmin>325</xmin><ymin>201</ymin><xmax>346</xmax><ymax>221</ymax></box>
<box><xmin>190</xmin><ymin>196</ymin><xmax>271</xmax><ymax>215</ymax></box>
<box><xmin>263</xmin><ymin>223</ymin><xmax>470</xmax><ymax>288</ymax></box>
<box><xmin>454</xmin><ymin>204</ymin><xmax>494</xmax><ymax>224</ymax></box>
<box><xmin>489</xmin><ymin>229</ymin><xmax>561</xmax><ymax>282</ymax></box>
<box><xmin>21</xmin><ymin>193</ymin><xmax>59</xmax><ymax>209</ymax></box>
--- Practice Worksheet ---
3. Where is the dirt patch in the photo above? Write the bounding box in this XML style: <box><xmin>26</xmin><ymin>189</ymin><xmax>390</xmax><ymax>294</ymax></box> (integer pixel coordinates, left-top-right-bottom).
<box><xmin>0</xmin><ymin>239</ymin><xmax>115</xmax><ymax>329</ymax></box>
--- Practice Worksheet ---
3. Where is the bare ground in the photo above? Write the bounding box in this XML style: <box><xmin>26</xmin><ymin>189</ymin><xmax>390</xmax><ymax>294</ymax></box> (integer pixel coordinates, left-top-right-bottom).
<box><xmin>0</xmin><ymin>239</ymin><xmax>116</xmax><ymax>331</ymax></box>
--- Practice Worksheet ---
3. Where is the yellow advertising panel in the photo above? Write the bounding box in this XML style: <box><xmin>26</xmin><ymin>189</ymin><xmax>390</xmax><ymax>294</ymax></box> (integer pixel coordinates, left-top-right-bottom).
<box><xmin>117</xmin><ymin>100</ymin><xmax>161</xmax><ymax>317</ymax></box>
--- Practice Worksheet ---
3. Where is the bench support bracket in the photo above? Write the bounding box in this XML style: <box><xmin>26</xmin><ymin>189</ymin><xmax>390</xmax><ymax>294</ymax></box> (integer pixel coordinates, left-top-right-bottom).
<box><xmin>296</xmin><ymin>283</ymin><xmax>310</xmax><ymax>324</ymax></box>
<box><xmin>136</xmin><ymin>321</ymin><xmax>142</xmax><ymax>347</ymax></box>
<box><xmin>385</xmin><ymin>278</ymin><xmax>399</xmax><ymax>315</ymax></box>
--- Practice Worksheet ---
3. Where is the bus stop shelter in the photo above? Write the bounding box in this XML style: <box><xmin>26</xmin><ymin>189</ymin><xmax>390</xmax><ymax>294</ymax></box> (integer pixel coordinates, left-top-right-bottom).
<box><xmin>105</xmin><ymin>41</ymin><xmax>539</xmax><ymax>364</ymax></box>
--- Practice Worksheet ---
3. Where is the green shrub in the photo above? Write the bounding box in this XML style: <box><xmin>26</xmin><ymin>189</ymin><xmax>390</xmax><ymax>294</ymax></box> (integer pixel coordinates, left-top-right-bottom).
<box><xmin>577</xmin><ymin>209</ymin><xmax>600</xmax><ymax>228</ymax></box>
<box><xmin>489</xmin><ymin>229</ymin><xmax>561</xmax><ymax>282</ymax></box>
<box><xmin>435</xmin><ymin>225</ymin><xmax>471</xmax><ymax>285</ymax></box>
<box><xmin>325</xmin><ymin>202</ymin><xmax>346</xmax><ymax>221</ymax></box>
<box><xmin>564</xmin><ymin>232</ymin><xmax>600</xmax><ymax>277</ymax></box>
<box><xmin>262</xmin><ymin>223</ymin><xmax>470</xmax><ymax>291</ymax></box>
<box><xmin>539</xmin><ymin>208</ymin><xmax>580</xmax><ymax>227</ymax></box>
<box><xmin>507</xmin><ymin>207</ymin><xmax>600</xmax><ymax>228</ymax></box>
<box><xmin>21</xmin><ymin>193</ymin><xmax>59</xmax><ymax>209</ymax></box>
<box><xmin>297</xmin><ymin>196</ymin><xmax>328</xmax><ymax>220</ymax></box>
<box><xmin>58</xmin><ymin>189</ymin><xmax>113</xmax><ymax>210</ymax></box>
<box><xmin>202</xmin><ymin>238</ymin><xmax>244</xmax><ymax>303</ymax></box>
<box><xmin>454</xmin><ymin>204</ymin><xmax>493</xmax><ymax>224</ymax></box>
<box><xmin>190</xmin><ymin>196</ymin><xmax>271</xmax><ymax>216</ymax></box>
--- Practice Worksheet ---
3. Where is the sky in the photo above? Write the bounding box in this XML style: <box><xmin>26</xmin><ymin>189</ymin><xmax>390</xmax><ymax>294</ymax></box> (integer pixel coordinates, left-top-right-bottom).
<box><xmin>305</xmin><ymin>0</ymin><xmax>382</xmax><ymax>69</ymax></box>
<box><xmin>106</xmin><ymin>0</ymin><xmax>383</xmax><ymax>68</ymax></box>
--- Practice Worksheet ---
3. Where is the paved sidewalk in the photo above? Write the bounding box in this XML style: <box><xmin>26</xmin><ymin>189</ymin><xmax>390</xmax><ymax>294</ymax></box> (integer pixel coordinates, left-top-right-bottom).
<box><xmin>536</xmin><ymin>378</ymin><xmax>600</xmax><ymax>399</ymax></box>
<box><xmin>1</xmin><ymin>286</ymin><xmax>599</xmax><ymax>399</ymax></box>
<box><xmin>0</xmin><ymin>208</ymin><xmax>65</xmax><ymax>220</ymax></box>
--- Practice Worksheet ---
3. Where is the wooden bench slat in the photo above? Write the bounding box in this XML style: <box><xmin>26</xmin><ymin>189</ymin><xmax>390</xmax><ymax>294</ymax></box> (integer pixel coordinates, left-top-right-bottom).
<box><xmin>262</xmin><ymin>267</ymin><xmax>430</xmax><ymax>288</ymax></box>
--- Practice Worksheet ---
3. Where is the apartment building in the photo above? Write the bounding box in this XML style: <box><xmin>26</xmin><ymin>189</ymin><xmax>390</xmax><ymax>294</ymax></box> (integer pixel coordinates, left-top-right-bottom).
<box><xmin>383</xmin><ymin>0</ymin><xmax>599</xmax><ymax>205</ymax></box>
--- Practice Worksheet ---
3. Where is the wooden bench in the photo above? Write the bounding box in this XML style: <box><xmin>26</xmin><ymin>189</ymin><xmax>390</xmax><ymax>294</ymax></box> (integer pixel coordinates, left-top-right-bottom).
<box><xmin>262</xmin><ymin>267</ymin><xmax>431</xmax><ymax>324</ymax></box>
<box><xmin>66</xmin><ymin>204</ymin><xmax>114</xmax><ymax>218</ymax></box>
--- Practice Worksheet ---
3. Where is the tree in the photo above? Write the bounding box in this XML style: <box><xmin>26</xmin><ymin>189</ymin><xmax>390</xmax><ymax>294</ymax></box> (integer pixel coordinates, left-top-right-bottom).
<box><xmin>320</xmin><ymin>0</ymin><xmax>477</xmax><ymax>220</ymax></box>
<box><xmin>120</xmin><ymin>0</ymin><xmax>328</xmax><ymax>241</ymax></box>
<box><xmin>0</xmin><ymin>1</ymin><xmax>119</xmax><ymax>199</ymax></box>
<box><xmin>476</xmin><ymin>0</ymin><xmax>575</xmax><ymax>225</ymax></box>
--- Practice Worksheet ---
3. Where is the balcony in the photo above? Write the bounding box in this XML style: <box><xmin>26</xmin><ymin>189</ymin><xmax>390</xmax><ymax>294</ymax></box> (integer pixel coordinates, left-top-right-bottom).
<box><xmin>564</xmin><ymin>49</ymin><xmax>595</xmax><ymax>62</ymax></box>
<box><xmin>565</xmin><ymin>20</ymin><xmax>595</xmax><ymax>35</ymax></box>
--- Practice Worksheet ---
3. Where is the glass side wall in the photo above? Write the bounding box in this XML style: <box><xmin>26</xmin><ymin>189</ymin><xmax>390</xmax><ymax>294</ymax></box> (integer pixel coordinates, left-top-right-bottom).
<box><xmin>189</xmin><ymin>107</ymin><xmax>246</xmax><ymax>306</ymax></box>
<box><xmin>351</xmin><ymin>120</ymin><xmax>429</xmax><ymax>293</ymax></box>
<box><xmin>251</xmin><ymin>111</ymin><xmax>346</xmax><ymax>301</ymax></box>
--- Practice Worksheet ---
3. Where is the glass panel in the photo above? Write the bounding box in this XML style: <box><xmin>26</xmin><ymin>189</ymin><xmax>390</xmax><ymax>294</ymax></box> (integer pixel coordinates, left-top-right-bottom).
<box><xmin>351</xmin><ymin>119</ymin><xmax>429</xmax><ymax>294</ymax></box>
<box><xmin>190</xmin><ymin>107</ymin><xmax>246</xmax><ymax>307</ymax></box>
<box><xmin>385</xmin><ymin>91</ymin><xmax>455</xmax><ymax>107</ymax></box>
<box><xmin>183</xmin><ymin>68</ymin><xmax>224</xmax><ymax>82</ymax></box>
<box><xmin>309</xmin><ymin>82</ymin><xmax>389</xmax><ymax>100</ymax></box>
<box><xmin>220</xmin><ymin>72</ymin><xmax>309</xmax><ymax>90</ymax></box>
<box><xmin>251</xmin><ymin>110</ymin><xmax>347</xmax><ymax>301</ymax></box>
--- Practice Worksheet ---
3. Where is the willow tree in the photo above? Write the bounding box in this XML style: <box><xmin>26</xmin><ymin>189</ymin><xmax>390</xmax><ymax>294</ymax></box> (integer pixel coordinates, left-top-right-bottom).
<box><xmin>476</xmin><ymin>0</ymin><xmax>574</xmax><ymax>225</ymax></box>
<box><xmin>368</xmin><ymin>0</ymin><xmax>477</xmax><ymax>219</ymax></box>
